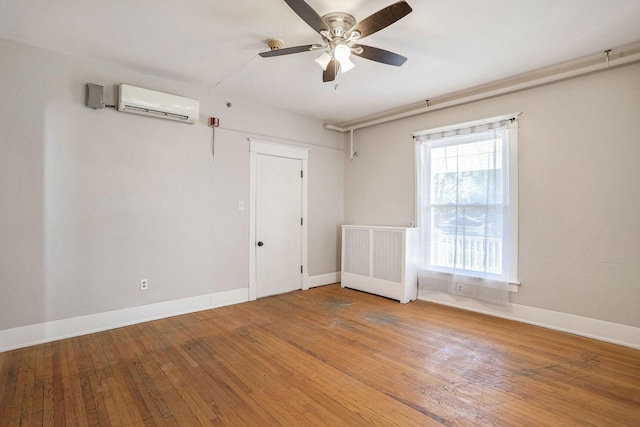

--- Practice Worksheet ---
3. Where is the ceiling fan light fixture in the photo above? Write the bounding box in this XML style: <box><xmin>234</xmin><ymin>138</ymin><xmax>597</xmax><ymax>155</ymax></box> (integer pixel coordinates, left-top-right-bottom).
<box><xmin>315</xmin><ymin>51</ymin><xmax>332</xmax><ymax>70</ymax></box>
<box><xmin>333</xmin><ymin>44</ymin><xmax>355</xmax><ymax>73</ymax></box>
<box><xmin>333</xmin><ymin>44</ymin><xmax>351</xmax><ymax>61</ymax></box>
<box><xmin>338</xmin><ymin>56</ymin><xmax>355</xmax><ymax>73</ymax></box>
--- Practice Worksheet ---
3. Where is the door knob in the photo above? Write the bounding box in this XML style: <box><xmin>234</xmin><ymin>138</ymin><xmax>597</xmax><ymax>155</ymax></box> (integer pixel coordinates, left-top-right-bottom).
<box><xmin>257</xmin><ymin>241</ymin><xmax>264</xmax><ymax>247</ymax></box>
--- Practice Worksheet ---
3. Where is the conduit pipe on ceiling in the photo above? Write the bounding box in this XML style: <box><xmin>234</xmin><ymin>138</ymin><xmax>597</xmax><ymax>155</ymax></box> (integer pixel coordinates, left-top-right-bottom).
<box><xmin>324</xmin><ymin>45</ymin><xmax>640</xmax><ymax>133</ymax></box>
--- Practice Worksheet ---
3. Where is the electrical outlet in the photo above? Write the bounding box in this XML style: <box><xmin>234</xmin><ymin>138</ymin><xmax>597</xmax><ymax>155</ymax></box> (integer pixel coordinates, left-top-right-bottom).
<box><xmin>140</xmin><ymin>279</ymin><xmax>148</xmax><ymax>290</ymax></box>
<box><xmin>457</xmin><ymin>283</ymin><xmax>463</xmax><ymax>292</ymax></box>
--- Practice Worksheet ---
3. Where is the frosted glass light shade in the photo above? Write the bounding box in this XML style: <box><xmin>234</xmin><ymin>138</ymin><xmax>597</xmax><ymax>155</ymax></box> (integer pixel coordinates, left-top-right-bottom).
<box><xmin>334</xmin><ymin>44</ymin><xmax>351</xmax><ymax>61</ymax></box>
<box><xmin>339</xmin><ymin>57</ymin><xmax>355</xmax><ymax>73</ymax></box>
<box><xmin>315</xmin><ymin>52</ymin><xmax>332</xmax><ymax>70</ymax></box>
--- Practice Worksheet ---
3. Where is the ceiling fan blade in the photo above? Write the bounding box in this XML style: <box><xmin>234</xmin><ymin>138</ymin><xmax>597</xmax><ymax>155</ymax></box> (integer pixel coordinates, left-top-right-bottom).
<box><xmin>259</xmin><ymin>45</ymin><xmax>316</xmax><ymax>57</ymax></box>
<box><xmin>323</xmin><ymin>59</ymin><xmax>337</xmax><ymax>82</ymax></box>
<box><xmin>352</xmin><ymin>44</ymin><xmax>407</xmax><ymax>66</ymax></box>
<box><xmin>284</xmin><ymin>0</ymin><xmax>329</xmax><ymax>34</ymax></box>
<box><xmin>350</xmin><ymin>1</ymin><xmax>413</xmax><ymax>39</ymax></box>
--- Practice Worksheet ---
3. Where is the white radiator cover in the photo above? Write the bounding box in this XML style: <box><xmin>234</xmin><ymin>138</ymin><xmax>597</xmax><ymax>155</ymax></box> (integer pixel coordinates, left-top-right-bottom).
<box><xmin>341</xmin><ymin>225</ymin><xmax>418</xmax><ymax>303</ymax></box>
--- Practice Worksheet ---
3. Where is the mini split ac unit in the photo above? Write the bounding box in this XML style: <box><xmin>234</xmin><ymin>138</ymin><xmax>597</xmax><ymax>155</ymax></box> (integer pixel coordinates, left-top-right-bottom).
<box><xmin>118</xmin><ymin>84</ymin><xmax>199</xmax><ymax>124</ymax></box>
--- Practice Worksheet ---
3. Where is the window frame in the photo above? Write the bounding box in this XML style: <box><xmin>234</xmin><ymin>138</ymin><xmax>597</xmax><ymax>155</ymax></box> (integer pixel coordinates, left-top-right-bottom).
<box><xmin>414</xmin><ymin>114</ymin><xmax>520</xmax><ymax>286</ymax></box>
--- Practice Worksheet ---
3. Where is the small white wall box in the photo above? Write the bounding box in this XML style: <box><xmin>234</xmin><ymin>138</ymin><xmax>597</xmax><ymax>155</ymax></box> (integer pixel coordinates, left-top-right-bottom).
<box><xmin>118</xmin><ymin>84</ymin><xmax>199</xmax><ymax>124</ymax></box>
<box><xmin>341</xmin><ymin>225</ymin><xmax>418</xmax><ymax>303</ymax></box>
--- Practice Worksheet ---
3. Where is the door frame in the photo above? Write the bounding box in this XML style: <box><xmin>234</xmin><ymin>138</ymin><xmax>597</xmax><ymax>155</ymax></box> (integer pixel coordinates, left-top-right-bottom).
<box><xmin>249</xmin><ymin>139</ymin><xmax>309</xmax><ymax>301</ymax></box>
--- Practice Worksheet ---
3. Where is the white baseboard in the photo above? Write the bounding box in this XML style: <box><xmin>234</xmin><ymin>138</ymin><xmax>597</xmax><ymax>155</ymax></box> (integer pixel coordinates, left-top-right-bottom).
<box><xmin>0</xmin><ymin>288</ymin><xmax>249</xmax><ymax>353</ymax></box>
<box><xmin>419</xmin><ymin>290</ymin><xmax>640</xmax><ymax>350</ymax></box>
<box><xmin>12</xmin><ymin>284</ymin><xmax>633</xmax><ymax>353</ymax></box>
<box><xmin>304</xmin><ymin>272</ymin><xmax>341</xmax><ymax>288</ymax></box>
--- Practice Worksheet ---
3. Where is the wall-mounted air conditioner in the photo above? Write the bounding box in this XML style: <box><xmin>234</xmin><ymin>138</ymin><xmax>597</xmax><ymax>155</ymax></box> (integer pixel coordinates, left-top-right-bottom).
<box><xmin>118</xmin><ymin>84</ymin><xmax>199</xmax><ymax>124</ymax></box>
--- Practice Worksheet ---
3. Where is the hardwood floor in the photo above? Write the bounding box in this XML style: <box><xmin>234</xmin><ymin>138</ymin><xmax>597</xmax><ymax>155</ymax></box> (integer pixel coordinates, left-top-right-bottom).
<box><xmin>1</xmin><ymin>284</ymin><xmax>639</xmax><ymax>426</ymax></box>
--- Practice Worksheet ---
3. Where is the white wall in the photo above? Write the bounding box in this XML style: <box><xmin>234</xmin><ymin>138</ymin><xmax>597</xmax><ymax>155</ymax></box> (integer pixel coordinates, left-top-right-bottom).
<box><xmin>344</xmin><ymin>62</ymin><xmax>640</xmax><ymax>328</ymax></box>
<box><xmin>207</xmin><ymin>95</ymin><xmax>345</xmax><ymax>276</ymax></box>
<box><xmin>0</xmin><ymin>38</ymin><xmax>343</xmax><ymax>332</ymax></box>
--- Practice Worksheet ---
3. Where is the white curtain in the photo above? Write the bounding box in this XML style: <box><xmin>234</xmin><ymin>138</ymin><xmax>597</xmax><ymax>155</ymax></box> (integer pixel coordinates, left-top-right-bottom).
<box><xmin>414</xmin><ymin>116</ymin><xmax>518</xmax><ymax>305</ymax></box>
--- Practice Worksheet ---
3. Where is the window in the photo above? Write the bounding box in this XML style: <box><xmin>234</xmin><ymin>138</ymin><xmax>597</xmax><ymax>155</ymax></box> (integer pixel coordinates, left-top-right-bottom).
<box><xmin>414</xmin><ymin>114</ymin><xmax>519</xmax><ymax>299</ymax></box>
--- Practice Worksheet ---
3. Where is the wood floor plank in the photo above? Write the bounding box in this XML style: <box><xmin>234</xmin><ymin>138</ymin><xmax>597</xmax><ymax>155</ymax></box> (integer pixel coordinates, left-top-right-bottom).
<box><xmin>3</xmin><ymin>351</ymin><xmax>23</xmax><ymax>426</ymax></box>
<box><xmin>18</xmin><ymin>347</ymin><xmax>39</xmax><ymax>426</ymax></box>
<box><xmin>86</xmin><ymin>372</ymin><xmax>113</xmax><ymax>427</ymax></box>
<box><xmin>1</xmin><ymin>284</ymin><xmax>639</xmax><ymax>426</ymax></box>
<box><xmin>31</xmin><ymin>343</ymin><xmax>45</xmax><ymax>419</ymax></box>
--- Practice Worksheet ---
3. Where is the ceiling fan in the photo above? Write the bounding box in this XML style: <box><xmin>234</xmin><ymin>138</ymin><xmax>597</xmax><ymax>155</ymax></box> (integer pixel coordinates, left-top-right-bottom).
<box><xmin>260</xmin><ymin>0</ymin><xmax>413</xmax><ymax>82</ymax></box>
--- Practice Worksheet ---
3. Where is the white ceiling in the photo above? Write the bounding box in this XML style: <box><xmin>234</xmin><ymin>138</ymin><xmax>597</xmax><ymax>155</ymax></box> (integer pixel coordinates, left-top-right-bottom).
<box><xmin>2</xmin><ymin>0</ymin><xmax>640</xmax><ymax>123</ymax></box>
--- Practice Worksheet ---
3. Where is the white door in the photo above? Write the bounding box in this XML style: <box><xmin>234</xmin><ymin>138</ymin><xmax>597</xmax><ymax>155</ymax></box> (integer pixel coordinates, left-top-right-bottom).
<box><xmin>255</xmin><ymin>153</ymin><xmax>303</xmax><ymax>298</ymax></box>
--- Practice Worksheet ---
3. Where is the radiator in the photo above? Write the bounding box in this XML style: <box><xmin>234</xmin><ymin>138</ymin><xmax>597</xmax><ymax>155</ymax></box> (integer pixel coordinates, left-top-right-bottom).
<box><xmin>341</xmin><ymin>225</ymin><xmax>418</xmax><ymax>303</ymax></box>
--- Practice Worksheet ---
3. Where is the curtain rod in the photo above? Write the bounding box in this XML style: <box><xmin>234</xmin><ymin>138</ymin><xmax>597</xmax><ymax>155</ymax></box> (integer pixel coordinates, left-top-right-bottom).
<box><xmin>411</xmin><ymin>113</ymin><xmax>521</xmax><ymax>139</ymax></box>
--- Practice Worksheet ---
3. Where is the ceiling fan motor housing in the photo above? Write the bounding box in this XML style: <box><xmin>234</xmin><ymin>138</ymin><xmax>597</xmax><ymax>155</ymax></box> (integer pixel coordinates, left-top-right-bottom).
<box><xmin>322</xmin><ymin>12</ymin><xmax>356</xmax><ymax>40</ymax></box>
